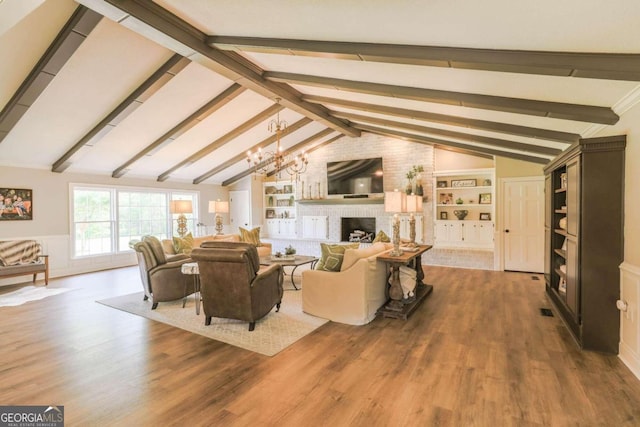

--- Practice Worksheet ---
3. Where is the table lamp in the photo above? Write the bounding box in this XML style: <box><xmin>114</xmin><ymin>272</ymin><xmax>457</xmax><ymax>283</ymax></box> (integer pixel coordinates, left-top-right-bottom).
<box><xmin>209</xmin><ymin>200</ymin><xmax>229</xmax><ymax>235</ymax></box>
<box><xmin>170</xmin><ymin>200</ymin><xmax>192</xmax><ymax>237</ymax></box>
<box><xmin>405</xmin><ymin>194</ymin><xmax>423</xmax><ymax>247</ymax></box>
<box><xmin>384</xmin><ymin>190</ymin><xmax>406</xmax><ymax>256</ymax></box>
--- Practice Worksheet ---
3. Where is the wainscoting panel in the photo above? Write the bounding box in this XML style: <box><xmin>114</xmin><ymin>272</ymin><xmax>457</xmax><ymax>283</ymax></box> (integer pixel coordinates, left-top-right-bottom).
<box><xmin>620</xmin><ymin>262</ymin><xmax>640</xmax><ymax>380</ymax></box>
<box><xmin>0</xmin><ymin>234</ymin><xmax>137</xmax><ymax>287</ymax></box>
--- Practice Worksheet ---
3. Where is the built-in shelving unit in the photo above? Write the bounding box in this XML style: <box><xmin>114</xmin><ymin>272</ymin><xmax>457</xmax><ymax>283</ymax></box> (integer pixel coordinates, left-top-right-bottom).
<box><xmin>544</xmin><ymin>135</ymin><xmax>625</xmax><ymax>354</ymax></box>
<box><xmin>263</xmin><ymin>181</ymin><xmax>297</xmax><ymax>238</ymax></box>
<box><xmin>432</xmin><ymin>168</ymin><xmax>495</xmax><ymax>249</ymax></box>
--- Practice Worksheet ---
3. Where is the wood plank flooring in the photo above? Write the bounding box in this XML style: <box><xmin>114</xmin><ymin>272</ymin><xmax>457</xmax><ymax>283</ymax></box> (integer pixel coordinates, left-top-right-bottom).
<box><xmin>1</xmin><ymin>266</ymin><xmax>639</xmax><ymax>426</ymax></box>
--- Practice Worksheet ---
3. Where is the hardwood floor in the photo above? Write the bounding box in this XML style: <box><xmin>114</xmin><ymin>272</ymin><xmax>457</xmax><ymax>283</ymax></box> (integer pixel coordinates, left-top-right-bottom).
<box><xmin>1</xmin><ymin>266</ymin><xmax>639</xmax><ymax>426</ymax></box>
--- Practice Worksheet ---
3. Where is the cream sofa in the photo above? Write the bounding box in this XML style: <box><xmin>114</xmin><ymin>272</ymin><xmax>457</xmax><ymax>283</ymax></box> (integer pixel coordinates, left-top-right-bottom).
<box><xmin>161</xmin><ymin>234</ymin><xmax>272</xmax><ymax>258</ymax></box>
<box><xmin>302</xmin><ymin>242</ymin><xmax>392</xmax><ymax>325</ymax></box>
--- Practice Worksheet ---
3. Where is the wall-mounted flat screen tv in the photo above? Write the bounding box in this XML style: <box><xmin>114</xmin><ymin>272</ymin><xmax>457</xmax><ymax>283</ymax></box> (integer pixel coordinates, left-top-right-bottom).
<box><xmin>327</xmin><ymin>157</ymin><xmax>384</xmax><ymax>195</ymax></box>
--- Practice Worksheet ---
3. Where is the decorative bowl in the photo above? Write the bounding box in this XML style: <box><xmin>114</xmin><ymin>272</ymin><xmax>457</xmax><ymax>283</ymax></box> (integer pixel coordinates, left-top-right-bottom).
<box><xmin>453</xmin><ymin>210</ymin><xmax>468</xmax><ymax>220</ymax></box>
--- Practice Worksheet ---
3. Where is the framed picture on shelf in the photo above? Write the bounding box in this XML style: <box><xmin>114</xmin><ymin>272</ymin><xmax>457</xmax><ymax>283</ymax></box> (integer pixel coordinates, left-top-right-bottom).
<box><xmin>440</xmin><ymin>211</ymin><xmax>448</xmax><ymax>220</ymax></box>
<box><xmin>1</xmin><ymin>188</ymin><xmax>33</xmax><ymax>221</ymax></box>
<box><xmin>266</xmin><ymin>209</ymin><xmax>275</xmax><ymax>218</ymax></box>
<box><xmin>436</xmin><ymin>180</ymin><xmax>448</xmax><ymax>188</ymax></box>
<box><xmin>479</xmin><ymin>193</ymin><xmax>492</xmax><ymax>204</ymax></box>
<box><xmin>479</xmin><ymin>212</ymin><xmax>491</xmax><ymax>221</ymax></box>
<box><xmin>439</xmin><ymin>193</ymin><xmax>453</xmax><ymax>204</ymax></box>
<box><xmin>283</xmin><ymin>184</ymin><xmax>293</xmax><ymax>194</ymax></box>
<box><xmin>451</xmin><ymin>179</ymin><xmax>477</xmax><ymax>188</ymax></box>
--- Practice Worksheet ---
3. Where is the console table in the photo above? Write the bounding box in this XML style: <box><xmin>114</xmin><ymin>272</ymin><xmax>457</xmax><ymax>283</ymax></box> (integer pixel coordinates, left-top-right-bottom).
<box><xmin>376</xmin><ymin>245</ymin><xmax>433</xmax><ymax>320</ymax></box>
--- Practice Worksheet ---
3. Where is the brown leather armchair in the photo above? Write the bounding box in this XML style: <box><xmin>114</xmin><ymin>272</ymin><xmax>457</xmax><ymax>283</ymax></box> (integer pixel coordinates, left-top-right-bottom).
<box><xmin>133</xmin><ymin>236</ymin><xmax>194</xmax><ymax>309</ymax></box>
<box><xmin>191</xmin><ymin>241</ymin><xmax>283</xmax><ymax>331</ymax></box>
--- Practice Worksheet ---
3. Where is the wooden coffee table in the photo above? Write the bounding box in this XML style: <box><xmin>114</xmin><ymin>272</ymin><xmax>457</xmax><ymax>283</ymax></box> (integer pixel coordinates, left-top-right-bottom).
<box><xmin>259</xmin><ymin>255</ymin><xmax>318</xmax><ymax>290</ymax></box>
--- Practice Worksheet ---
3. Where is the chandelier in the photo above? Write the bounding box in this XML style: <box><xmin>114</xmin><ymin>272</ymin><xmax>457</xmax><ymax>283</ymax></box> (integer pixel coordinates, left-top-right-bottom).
<box><xmin>246</xmin><ymin>99</ymin><xmax>309</xmax><ymax>180</ymax></box>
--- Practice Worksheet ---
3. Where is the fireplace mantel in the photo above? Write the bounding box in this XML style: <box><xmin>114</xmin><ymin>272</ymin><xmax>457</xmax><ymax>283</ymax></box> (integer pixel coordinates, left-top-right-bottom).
<box><xmin>297</xmin><ymin>198</ymin><xmax>384</xmax><ymax>205</ymax></box>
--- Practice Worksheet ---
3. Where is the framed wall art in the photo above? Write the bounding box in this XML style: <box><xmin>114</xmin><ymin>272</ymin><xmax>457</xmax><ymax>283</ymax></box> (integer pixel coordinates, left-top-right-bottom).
<box><xmin>479</xmin><ymin>212</ymin><xmax>491</xmax><ymax>221</ymax></box>
<box><xmin>451</xmin><ymin>179</ymin><xmax>477</xmax><ymax>188</ymax></box>
<box><xmin>1</xmin><ymin>188</ymin><xmax>33</xmax><ymax>220</ymax></box>
<box><xmin>479</xmin><ymin>193</ymin><xmax>492</xmax><ymax>204</ymax></box>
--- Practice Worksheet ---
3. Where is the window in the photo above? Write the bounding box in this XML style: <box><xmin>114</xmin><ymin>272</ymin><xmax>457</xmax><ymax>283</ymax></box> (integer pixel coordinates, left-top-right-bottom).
<box><xmin>73</xmin><ymin>187</ymin><xmax>113</xmax><ymax>257</ymax></box>
<box><xmin>118</xmin><ymin>191</ymin><xmax>168</xmax><ymax>251</ymax></box>
<box><xmin>71</xmin><ymin>184</ymin><xmax>198</xmax><ymax>258</ymax></box>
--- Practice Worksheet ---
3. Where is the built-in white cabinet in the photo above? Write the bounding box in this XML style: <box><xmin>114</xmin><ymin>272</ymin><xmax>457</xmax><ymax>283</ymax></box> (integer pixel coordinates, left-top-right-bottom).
<box><xmin>434</xmin><ymin>220</ymin><xmax>494</xmax><ymax>248</ymax></box>
<box><xmin>433</xmin><ymin>168</ymin><xmax>495</xmax><ymax>249</ymax></box>
<box><xmin>265</xmin><ymin>218</ymin><xmax>296</xmax><ymax>238</ymax></box>
<box><xmin>302</xmin><ymin>215</ymin><xmax>328</xmax><ymax>240</ymax></box>
<box><xmin>263</xmin><ymin>181</ymin><xmax>297</xmax><ymax>238</ymax></box>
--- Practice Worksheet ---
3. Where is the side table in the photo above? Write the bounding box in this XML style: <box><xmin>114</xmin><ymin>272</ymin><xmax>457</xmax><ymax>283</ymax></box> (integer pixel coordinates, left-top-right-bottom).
<box><xmin>376</xmin><ymin>245</ymin><xmax>433</xmax><ymax>320</ymax></box>
<box><xmin>181</xmin><ymin>262</ymin><xmax>201</xmax><ymax>315</ymax></box>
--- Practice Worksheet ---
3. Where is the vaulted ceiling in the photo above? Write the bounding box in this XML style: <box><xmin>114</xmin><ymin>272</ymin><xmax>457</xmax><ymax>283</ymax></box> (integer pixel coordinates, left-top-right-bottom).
<box><xmin>2</xmin><ymin>0</ymin><xmax>640</xmax><ymax>186</ymax></box>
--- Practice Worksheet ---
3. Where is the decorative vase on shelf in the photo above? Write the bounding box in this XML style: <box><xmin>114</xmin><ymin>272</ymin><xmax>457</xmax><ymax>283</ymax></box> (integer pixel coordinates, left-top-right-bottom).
<box><xmin>454</xmin><ymin>210</ymin><xmax>468</xmax><ymax>220</ymax></box>
<box><xmin>456</xmin><ymin>197</ymin><xmax>464</xmax><ymax>205</ymax></box>
<box><xmin>415</xmin><ymin>172</ymin><xmax>424</xmax><ymax>196</ymax></box>
<box><xmin>405</xmin><ymin>179</ymin><xmax>413</xmax><ymax>195</ymax></box>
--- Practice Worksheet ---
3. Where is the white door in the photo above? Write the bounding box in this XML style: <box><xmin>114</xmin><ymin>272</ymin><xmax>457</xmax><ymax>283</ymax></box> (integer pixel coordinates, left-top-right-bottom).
<box><xmin>229</xmin><ymin>190</ymin><xmax>250</xmax><ymax>232</ymax></box>
<box><xmin>502</xmin><ymin>177</ymin><xmax>544</xmax><ymax>272</ymax></box>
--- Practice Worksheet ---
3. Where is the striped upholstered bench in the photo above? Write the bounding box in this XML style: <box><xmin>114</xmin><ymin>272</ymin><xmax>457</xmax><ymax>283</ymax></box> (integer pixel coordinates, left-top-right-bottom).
<box><xmin>0</xmin><ymin>240</ymin><xmax>49</xmax><ymax>285</ymax></box>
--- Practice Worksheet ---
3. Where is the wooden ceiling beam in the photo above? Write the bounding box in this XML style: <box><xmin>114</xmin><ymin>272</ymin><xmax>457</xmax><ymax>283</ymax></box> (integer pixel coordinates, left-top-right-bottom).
<box><xmin>0</xmin><ymin>5</ymin><xmax>102</xmax><ymax>144</ymax></box>
<box><xmin>354</xmin><ymin>124</ymin><xmax>550</xmax><ymax>164</ymax></box>
<box><xmin>102</xmin><ymin>0</ymin><xmax>360</xmax><ymax>138</ymax></box>
<box><xmin>303</xmin><ymin>95</ymin><xmax>578</xmax><ymax>144</ymax></box>
<box><xmin>333</xmin><ymin>111</ymin><xmax>561</xmax><ymax>156</ymax></box>
<box><xmin>157</xmin><ymin>103</ymin><xmax>283</xmax><ymax>182</ymax></box>
<box><xmin>265</xmin><ymin>72</ymin><xmax>619</xmax><ymax>125</ymax></box>
<box><xmin>208</xmin><ymin>36</ymin><xmax>640</xmax><ymax>82</ymax></box>
<box><xmin>112</xmin><ymin>83</ymin><xmax>246</xmax><ymax>178</ymax></box>
<box><xmin>52</xmin><ymin>53</ymin><xmax>188</xmax><ymax>173</ymax></box>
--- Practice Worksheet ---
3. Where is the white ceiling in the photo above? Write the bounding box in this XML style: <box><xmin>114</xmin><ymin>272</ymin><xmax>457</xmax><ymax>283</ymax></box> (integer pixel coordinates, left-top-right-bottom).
<box><xmin>1</xmin><ymin>0</ymin><xmax>639</xmax><ymax>185</ymax></box>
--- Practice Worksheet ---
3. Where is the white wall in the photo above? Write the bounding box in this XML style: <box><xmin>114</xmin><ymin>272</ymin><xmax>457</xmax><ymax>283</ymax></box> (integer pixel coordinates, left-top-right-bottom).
<box><xmin>0</xmin><ymin>166</ymin><xmax>226</xmax><ymax>282</ymax></box>
<box><xmin>435</xmin><ymin>149</ymin><xmax>494</xmax><ymax>171</ymax></box>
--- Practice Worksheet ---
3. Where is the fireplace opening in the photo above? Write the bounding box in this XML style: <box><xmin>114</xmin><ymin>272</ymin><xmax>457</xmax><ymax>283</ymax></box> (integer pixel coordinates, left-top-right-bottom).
<box><xmin>341</xmin><ymin>217</ymin><xmax>376</xmax><ymax>243</ymax></box>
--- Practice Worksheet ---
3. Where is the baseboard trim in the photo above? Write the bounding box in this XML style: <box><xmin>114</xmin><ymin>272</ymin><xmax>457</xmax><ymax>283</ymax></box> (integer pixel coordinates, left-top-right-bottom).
<box><xmin>619</xmin><ymin>341</ymin><xmax>640</xmax><ymax>380</ymax></box>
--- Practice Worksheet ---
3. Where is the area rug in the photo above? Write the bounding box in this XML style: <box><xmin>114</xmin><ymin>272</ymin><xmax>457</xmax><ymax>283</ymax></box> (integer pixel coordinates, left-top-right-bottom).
<box><xmin>0</xmin><ymin>285</ymin><xmax>71</xmax><ymax>307</ymax></box>
<box><xmin>96</xmin><ymin>289</ymin><xmax>328</xmax><ymax>356</ymax></box>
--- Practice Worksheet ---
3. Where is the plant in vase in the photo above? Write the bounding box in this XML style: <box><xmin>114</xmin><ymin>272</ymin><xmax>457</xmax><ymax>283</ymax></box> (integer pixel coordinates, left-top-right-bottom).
<box><xmin>405</xmin><ymin>170</ymin><xmax>415</xmax><ymax>195</ymax></box>
<box><xmin>285</xmin><ymin>245</ymin><xmax>296</xmax><ymax>256</ymax></box>
<box><xmin>412</xmin><ymin>165</ymin><xmax>424</xmax><ymax>196</ymax></box>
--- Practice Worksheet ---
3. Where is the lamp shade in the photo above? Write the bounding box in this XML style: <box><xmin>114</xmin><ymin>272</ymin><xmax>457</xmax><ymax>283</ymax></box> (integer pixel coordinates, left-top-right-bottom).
<box><xmin>384</xmin><ymin>190</ymin><xmax>406</xmax><ymax>213</ymax></box>
<box><xmin>170</xmin><ymin>200</ymin><xmax>192</xmax><ymax>214</ymax></box>
<box><xmin>406</xmin><ymin>194</ymin><xmax>423</xmax><ymax>213</ymax></box>
<box><xmin>208</xmin><ymin>200</ymin><xmax>229</xmax><ymax>214</ymax></box>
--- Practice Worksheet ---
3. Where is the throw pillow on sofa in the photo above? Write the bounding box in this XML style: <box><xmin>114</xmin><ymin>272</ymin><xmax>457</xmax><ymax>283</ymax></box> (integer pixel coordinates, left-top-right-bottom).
<box><xmin>239</xmin><ymin>227</ymin><xmax>262</xmax><ymax>247</ymax></box>
<box><xmin>341</xmin><ymin>242</ymin><xmax>389</xmax><ymax>271</ymax></box>
<box><xmin>372</xmin><ymin>230</ymin><xmax>391</xmax><ymax>243</ymax></box>
<box><xmin>173</xmin><ymin>233</ymin><xmax>194</xmax><ymax>255</ymax></box>
<box><xmin>316</xmin><ymin>243</ymin><xmax>359</xmax><ymax>272</ymax></box>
